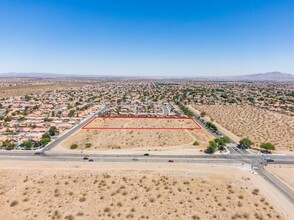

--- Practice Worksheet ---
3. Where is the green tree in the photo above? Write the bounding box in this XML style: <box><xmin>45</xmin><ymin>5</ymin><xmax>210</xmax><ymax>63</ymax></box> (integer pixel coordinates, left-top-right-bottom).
<box><xmin>39</xmin><ymin>138</ymin><xmax>51</xmax><ymax>146</ymax></box>
<box><xmin>4</xmin><ymin>116</ymin><xmax>13</xmax><ymax>122</ymax></box>
<box><xmin>2</xmin><ymin>140</ymin><xmax>16</xmax><ymax>149</ymax></box>
<box><xmin>22</xmin><ymin>141</ymin><xmax>33</xmax><ymax>150</ymax></box>
<box><xmin>220</xmin><ymin>136</ymin><xmax>231</xmax><ymax>144</ymax></box>
<box><xmin>68</xmin><ymin>110</ymin><xmax>75</xmax><ymax>117</ymax></box>
<box><xmin>260</xmin><ymin>142</ymin><xmax>275</xmax><ymax>152</ymax></box>
<box><xmin>206</xmin><ymin>122</ymin><xmax>218</xmax><ymax>133</ymax></box>
<box><xmin>42</xmin><ymin>133</ymin><xmax>51</xmax><ymax>139</ymax></box>
<box><xmin>49</xmin><ymin>126</ymin><xmax>58</xmax><ymax>136</ymax></box>
<box><xmin>239</xmin><ymin>138</ymin><xmax>254</xmax><ymax>149</ymax></box>
<box><xmin>205</xmin><ymin>141</ymin><xmax>218</xmax><ymax>154</ymax></box>
<box><xmin>115</xmin><ymin>106</ymin><xmax>122</xmax><ymax>115</ymax></box>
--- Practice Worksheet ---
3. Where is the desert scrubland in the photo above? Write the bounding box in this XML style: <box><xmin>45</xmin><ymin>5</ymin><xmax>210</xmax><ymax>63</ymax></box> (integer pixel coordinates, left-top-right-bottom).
<box><xmin>58</xmin><ymin>118</ymin><xmax>212</xmax><ymax>151</ymax></box>
<box><xmin>60</xmin><ymin>129</ymin><xmax>210</xmax><ymax>151</ymax></box>
<box><xmin>0</xmin><ymin>83</ymin><xmax>84</xmax><ymax>98</ymax></box>
<box><xmin>84</xmin><ymin>117</ymin><xmax>199</xmax><ymax>129</ymax></box>
<box><xmin>193</xmin><ymin>105</ymin><xmax>294</xmax><ymax>151</ymax></box>
<box><xmin>0</xmin><ymin>161</ymin><xmax>287</xmax><ymax>220</ymax></box>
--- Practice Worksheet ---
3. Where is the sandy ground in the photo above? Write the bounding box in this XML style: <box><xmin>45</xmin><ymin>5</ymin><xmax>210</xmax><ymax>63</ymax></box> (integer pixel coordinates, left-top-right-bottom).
<box><xmin>266</xmin><ymin>165</ymin><xmax>294</xmax><ymax>190</ymax></box>
<box><xmin>84</xmin><ymin>117</ymin><xmax>199</xmax><ymax>129</ymax></box>
<box><xmin>0</xmin><ymin>161</ymin><xmax>291</xmax><ymax>220</ymax></box>
<box><xmin>189</xmin><ymin>106</ymin><xmax>241</xmax><ymax>143</ymax></box>
<box><xmin>193</xmin><ymin>105</ymin><xmax>294</xmax><ymax>151</ymax></box>
<box><xmin>0</xmin><ymin>83</ymin><xmax>84</xmax><ymax>98</ymax></box>
<box><xmin>56</xmin><ymin>118</ymin><xmax>213</xmax><ymax>152</ymax></box>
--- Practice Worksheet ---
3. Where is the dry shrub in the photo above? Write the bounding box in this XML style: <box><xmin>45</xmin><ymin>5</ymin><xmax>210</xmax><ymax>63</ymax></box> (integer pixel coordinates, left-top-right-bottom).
<box><xmin>10</xmin><ymin>200</ymin><xmax>18</xmax><ymax>207</ymax></box>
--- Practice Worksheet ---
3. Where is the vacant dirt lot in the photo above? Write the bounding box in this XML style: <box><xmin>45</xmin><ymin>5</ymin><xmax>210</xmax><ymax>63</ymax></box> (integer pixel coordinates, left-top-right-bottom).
<box><xmin>0</xmin><ymin>161</ymin><xmax>287</xmax><ymax>220</ymax></box>
<box><xmin>267</xmin><ymin>165</ymin><xmax>294</xmax><ymax>190</ymax></box>
<box><xmin>84</xmin><ymin>117</ymin><xmax>199</xmax><ymax>129</ymax></box>
<box><xmin>194</xmin><ymin>105</ymin><xmax>294</xmax><ymax>151</ymax></box>
<box><xmin>58</xmin><ymin>117</ymin><xmax>212</xmax><ymax>151</ymax></box>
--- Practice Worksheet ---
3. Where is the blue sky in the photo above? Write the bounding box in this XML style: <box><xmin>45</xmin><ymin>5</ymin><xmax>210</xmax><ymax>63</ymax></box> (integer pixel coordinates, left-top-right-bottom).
<box><xmin>0</xmin><ymin>0</ymin><xmax>293</xmax><ymax>76</ymax></box>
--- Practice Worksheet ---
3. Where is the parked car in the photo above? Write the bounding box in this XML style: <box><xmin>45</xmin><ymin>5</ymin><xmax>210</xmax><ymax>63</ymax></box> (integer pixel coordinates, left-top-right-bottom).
<box><xmin>143</xmin><ymin>153</ymin><xmax>149</xmax><ymax>156</ymax></box>
<box><xmin>89</xmin><ymin>159</ymin><xmax>94</xmax><ymax>162</ymax></box>
<box><xmin>168</xmin><ymin>160</ymin><xmax>174</xmax><ymax>163</ymax></box>
<box><xmin>132</xmin><ymin>157</ymin><xmax>140</xmax><ymax>161</ymax></box>
<box><xmin>83</xmin><ymin>157</ymin><xmax>89</xmax><ymax>160</ymax></box>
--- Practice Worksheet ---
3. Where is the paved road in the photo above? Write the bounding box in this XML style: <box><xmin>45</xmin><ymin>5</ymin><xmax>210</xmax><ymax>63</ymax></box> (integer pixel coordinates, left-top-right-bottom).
<box><xmin>41</xmin><ymin>114</ymin><xmax>96</xmax><ymax>152</ymax></box>
<box><xmin>184</xmin><ymin>103</ymin><xmax>294</xmax><ymax>204</ymax></box>
<box><xmin>0</xmin><ymin>154</ymin><xmax>240</xmax><ymax>164</ymax></box>
<box><xmin>257</xmin><ymin>168</ymin><xmax>294</xmax><ymax>204</ymax></box>
<box><xmin>41</xmin><ymin>107</ymin><xmax>107</xmax><ymax>152</ymax></box>
<box><xmin>0</xmin><ymin>103</ymin><xmax>294</xmax><ymax>205</ymax></box>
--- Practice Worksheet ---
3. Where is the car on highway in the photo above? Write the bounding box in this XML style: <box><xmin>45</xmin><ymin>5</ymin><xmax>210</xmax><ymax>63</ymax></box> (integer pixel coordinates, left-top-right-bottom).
<box><xmin>143</xmin><ymin>153</ymin><xmax>150</xmax><ymax>156</ymax></box>
<box><xmin>265</xmin><ymin>157</ymin><xmax>274</xmax><ymax>163</ymax></box>
<box><xmin>132</xmin><ymin>157</ymin><xmax>140</xmax><ymax>161</ymax></box>
<box><xmin>83</xmin><ymin>157</ymin><xmax>89</xmax><ymax>160</ymax></box>
<box><xmin>168</xmin><ymin>160</ymin><xmax>174</xmax><ymax>163</ymax></box>
<box><xmin>34</xmin><ymin>152</ymin><xmax>42</xmax><ymax>155</ymax></box>
<box><xmin>89</xmin><ymin>159</ymin><xmax>94</xmax><ymax>162</ymax></box>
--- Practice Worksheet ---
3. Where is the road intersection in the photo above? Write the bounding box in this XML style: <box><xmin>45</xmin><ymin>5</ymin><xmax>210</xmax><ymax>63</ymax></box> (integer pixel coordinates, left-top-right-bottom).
<box><xmin>0</xmin><ymin>105</ymin><xmax>293</xmax><ymax>205</ymax></box>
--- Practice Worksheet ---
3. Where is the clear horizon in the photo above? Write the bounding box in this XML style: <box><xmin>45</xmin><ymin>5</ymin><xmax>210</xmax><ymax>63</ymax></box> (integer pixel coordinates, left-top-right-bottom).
<box><xmin>0</xmin><ymin>0</ymin><xmax>293</xmax><ymax>76</ymax></box>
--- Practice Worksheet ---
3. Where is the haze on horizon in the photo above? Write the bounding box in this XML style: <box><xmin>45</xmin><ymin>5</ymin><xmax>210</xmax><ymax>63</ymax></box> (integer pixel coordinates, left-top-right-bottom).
<box><xmin>0</xmin><ymin>0</ymin><xmax>293</xmax><ymax>77</ymax></box>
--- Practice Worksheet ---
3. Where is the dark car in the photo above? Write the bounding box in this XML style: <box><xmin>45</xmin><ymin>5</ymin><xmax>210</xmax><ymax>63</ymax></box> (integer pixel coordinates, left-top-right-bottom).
<box><xmin>83</xmin><ymin>157</ymin><xmax>89</xmax><ymax>160</ymax></box>
<box><xmin>89</xmin><ymin>159</ymin><xmax>94</xmax><ymax>162</ymax></box>
<box><xmin>143</xmin><ymin>153</ymin><xmax>150</xmax><ymax>156</ymax></box>
<box><xmin>34</xmin><ymin>152</ymin><xmax>42</xmax><ymax>155</ymax></box>
<box><xmin>266</xmin><ymin>158</ymin><xmax>274</xmax><ymax>163</ymax></box>
<box><xmin>168</xmin><ymin>160</ymin><xmax>174</xmax><ymax>163</ymax></box>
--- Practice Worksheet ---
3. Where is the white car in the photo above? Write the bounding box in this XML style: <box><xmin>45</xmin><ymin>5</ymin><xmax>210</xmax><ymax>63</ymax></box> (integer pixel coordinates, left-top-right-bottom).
<box><xmin>132</xmin><ymin>157</ymin><xmax>140</xmax><ymax>161</ymax></box>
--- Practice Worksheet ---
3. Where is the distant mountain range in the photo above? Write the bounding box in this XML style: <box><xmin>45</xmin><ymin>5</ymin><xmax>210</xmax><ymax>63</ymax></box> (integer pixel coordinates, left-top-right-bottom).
<box><xmin>0</xmin><ymin>71</ymin><xmax>293</xmax><ymax>81</ymax></box>
<box><xmin>213</xmin><ymin>71</ymin><xmax>294</xmax><ymax>82</ymax></box>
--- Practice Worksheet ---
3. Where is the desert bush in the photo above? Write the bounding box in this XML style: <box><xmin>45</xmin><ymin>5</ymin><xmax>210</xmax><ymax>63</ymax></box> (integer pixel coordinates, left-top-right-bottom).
<box><xmin>79</xmin><ymin>197</ymin><xmax>86</xmax><ymax>202</ymax></box>
<box><xmin>104</xmin><ymin>207</ymin><xmax>110</xmax><ymax>213</ymax></box>
<box><xmin>70</xmin><ymin>144</ymin><xmax>78</xmax><ymax>149</ymax></box>
<box><xmin>149</xmin><ymin>198</ymin><xmax>155</xmax><ymax>203</ymax></box>
<box><xmin>10</xmin><ymin>200</ymin><xmax>18</xmax><ymax>207</ymax></box>
<box><xmin>65</xmin><ymin>215</ymin><xmax>74</xmax><ymax>220</ymax></box>
<box><xmin>192</xmin><ymin>215</ymin><xmax>200</xmax><ymax>220</ymax></box>
<box><xmin>252</xmin><ymin>188</ymin><xmax>259</xmax><ymax>195</ymax></box>
<box><xmin>193</xmin><ymin>141</ymin><xmax>199</xmax><ymax>146</ymax></box>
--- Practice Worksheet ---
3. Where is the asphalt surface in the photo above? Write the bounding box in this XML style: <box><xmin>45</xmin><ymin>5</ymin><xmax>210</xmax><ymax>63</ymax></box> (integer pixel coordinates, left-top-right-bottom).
<box><xmin>41</xmin><ymin>114</ymin><xmax>96</xmax><ymax>152</ymax></box>
<box><xmin>257</xmin><ymin>168</ymin><xmax>294</xmax><ymax>204</ymax></box>
<box><xmin>0</xmin><ymin>104</ymin><xmax>293</xmax><ymax>205</ymax></box>
<box><xmin>41</xmin><ymin>107</ymin><xmax>107</xmax><ymax>152</ymax></box>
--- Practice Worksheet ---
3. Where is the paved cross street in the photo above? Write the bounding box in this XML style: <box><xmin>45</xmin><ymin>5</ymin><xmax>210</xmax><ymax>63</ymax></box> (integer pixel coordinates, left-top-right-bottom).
<box><xmin>0</xmin><ymin>104</ymin><xmax>293</xmax><ymax>205</ymax></box>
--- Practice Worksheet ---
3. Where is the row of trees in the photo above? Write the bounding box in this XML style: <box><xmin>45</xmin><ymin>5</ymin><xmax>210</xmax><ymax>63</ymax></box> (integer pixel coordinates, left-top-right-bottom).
<box><xmin>205</xmin><ymin>136</ymin><xmax>231</xmax><ymax>153</ymax></box>
<box><xmin>175</xmin><ymin>101</ymin><xmax>194</xmax><ymax>117</ymax></box>
<box><xmin>239</xmin><ymin>138</ymin><xmax>276</xmax><ymax>152</ymax></box>
<box><xmin>175</xmin><ymin>102</ymin><xmax>219</xmax><ymax>134</ymax></box>
<box><xmin>204</xmin><ymin>136</ymin><xmax>276</xmax><ymax>154</ymax></box>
